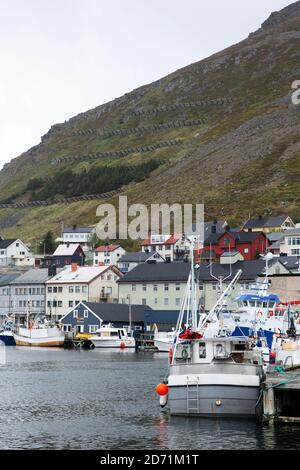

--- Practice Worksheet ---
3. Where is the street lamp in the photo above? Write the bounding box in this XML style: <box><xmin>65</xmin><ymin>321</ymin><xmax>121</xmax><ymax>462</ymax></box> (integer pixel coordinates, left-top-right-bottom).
<box><xmin>127</xmin><ymin>294</ymin><xmax>132</xmax><ymax>333</ymax></box>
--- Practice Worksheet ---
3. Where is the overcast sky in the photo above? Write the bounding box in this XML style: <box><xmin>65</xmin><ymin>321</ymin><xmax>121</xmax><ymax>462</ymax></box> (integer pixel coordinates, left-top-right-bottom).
<box><xmin>0</xmin><ymin>0</ymin><xmax>293</xmax><ymax>170</ymax></box>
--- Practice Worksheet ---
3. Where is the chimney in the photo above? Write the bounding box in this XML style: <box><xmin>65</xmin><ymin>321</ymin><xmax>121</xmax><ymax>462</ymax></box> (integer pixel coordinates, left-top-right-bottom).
<box><xmin>71</xmin><ymin>263</ymin><xmax>78</xmax><ymax>272</ymax></box>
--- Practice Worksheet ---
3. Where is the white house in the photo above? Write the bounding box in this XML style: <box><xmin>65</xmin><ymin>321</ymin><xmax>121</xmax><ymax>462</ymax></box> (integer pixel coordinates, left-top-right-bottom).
<box><xmin>140</xmin><ymin>235</ymin><xmax>185</xmax><ymax>262</ymax></box>
<box><xmin>93</xmin><ymin>244</ymin><xmax>126</xmax><ymax>266</ymax></box>
<box><xmin>61</xmin><ymin>226</ymin><xmax>94</xmax><ymax>251</ymax></box>
<box><xmin>0</xmin><ymin>239</ymin><xmax>31</xmax><ymax>267</ymax></box>
<box><xmin>118</xmin><ymin>251</ymin><xmax>165</xmax><ymax>273</ymax></box>
<box><xmin>271</xmin><ymin>228</ymin><xmax>300</xmax><ymax>256</ymax></box>
<box><xmin>46</xmin><ymin>264</ymin><xmax>123</xmax><ymax>319</ymax></box>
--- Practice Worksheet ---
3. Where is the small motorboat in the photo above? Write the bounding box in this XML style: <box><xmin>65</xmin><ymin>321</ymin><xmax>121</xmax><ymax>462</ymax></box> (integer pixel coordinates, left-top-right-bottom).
<box><xmin>90</xmin><ymin>323</ymin><xmax>136</xmax><ymax>349</ymax></box>
<box><xmin>153</xmin><ymin>325</ymin><xmax>175</xmax><ymax>352</ymax></box>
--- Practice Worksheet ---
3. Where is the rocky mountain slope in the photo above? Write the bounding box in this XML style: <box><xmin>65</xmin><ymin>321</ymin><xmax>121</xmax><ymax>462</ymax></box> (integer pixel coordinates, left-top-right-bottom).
<box><xmin>1</xmin><ymin>1</ymin><xmax>300</xmax><ymax>243</ymax></box>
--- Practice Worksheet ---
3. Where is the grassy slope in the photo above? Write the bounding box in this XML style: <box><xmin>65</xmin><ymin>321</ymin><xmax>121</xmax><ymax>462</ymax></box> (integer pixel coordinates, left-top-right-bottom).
<box><xmin>1</xmin><ymin>3</ymin><xmax>300</xmax><ymax>243</ymax></box>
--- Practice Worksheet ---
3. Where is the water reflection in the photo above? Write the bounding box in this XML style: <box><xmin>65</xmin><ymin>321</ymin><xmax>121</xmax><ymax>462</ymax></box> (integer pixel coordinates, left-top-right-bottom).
<box><xmin>0</xmin><ymin>347</ymin><xmax>299</xmax><ymax>450</ymax></box>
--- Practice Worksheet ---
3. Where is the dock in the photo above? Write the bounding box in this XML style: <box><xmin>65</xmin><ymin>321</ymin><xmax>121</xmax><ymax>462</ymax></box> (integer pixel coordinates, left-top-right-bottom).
<box><xmin>262</xmin><ymin>365</ymin><xmax>300</xmax><ymax>423</ymax></box>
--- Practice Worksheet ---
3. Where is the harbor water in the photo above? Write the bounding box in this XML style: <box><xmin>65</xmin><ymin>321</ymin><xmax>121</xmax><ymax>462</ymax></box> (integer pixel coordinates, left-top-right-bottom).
<box><xmin>0</xmin><ymin>347</ymin><xmax>300</xmax><ymax>450</ymax></box>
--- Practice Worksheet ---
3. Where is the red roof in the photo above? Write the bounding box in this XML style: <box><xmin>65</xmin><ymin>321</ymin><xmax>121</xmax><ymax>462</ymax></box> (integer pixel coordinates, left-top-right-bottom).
<box><xmin>95</xmin><ymin>244</ymin><xmax>121</xmax><ymax>252</ymax></box>
<box><xmin>141</xmin><ymin>235</ymin><xmax>180</xmax><ymax>246</ymax></box>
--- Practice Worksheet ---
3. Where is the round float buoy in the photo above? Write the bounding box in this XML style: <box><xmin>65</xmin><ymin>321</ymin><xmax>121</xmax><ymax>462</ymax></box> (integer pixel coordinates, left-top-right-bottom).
<box><xmin>269</xmin><ymin>351</ymin><xmax>276</xmax><ymax>364</ymax></box>
<box><xmin>156</xmin><ymin>383</ymin><xmax>169</xmax><ymax>397</ymax></box>
<box><xmin>120</xmin><ymin>342</ymin><xmax>126</xmax><ymax>349</ymax></box>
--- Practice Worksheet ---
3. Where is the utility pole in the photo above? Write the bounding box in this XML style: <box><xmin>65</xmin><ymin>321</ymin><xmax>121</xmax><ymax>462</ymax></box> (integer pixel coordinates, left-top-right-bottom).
<box><xmin>127</xmin><ymin>294</ymin><xmax>132</xmax><ymax>333</ymax></box>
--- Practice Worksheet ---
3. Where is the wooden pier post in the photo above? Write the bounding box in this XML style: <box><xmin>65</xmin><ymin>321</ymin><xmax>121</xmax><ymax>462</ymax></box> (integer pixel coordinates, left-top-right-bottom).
<box><xmin>263</xmin><ymin>387</ymin><xmax>276</xmax><ymax>422</ymax></box>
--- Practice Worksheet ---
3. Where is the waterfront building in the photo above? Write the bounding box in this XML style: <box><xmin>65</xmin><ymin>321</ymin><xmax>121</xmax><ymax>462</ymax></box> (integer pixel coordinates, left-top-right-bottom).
<box><xmin>118</xmin><ymin>258</ymin><xmax>290</xmax><ymax>311</ymax></box>
<box><xmin>46</xmin><ymin>264</ymin><xmax>122</xmax><ymax>319</ymax></box>
<box><xmin>60</xmin><ymin>301</ymin><xmax>147</xmax><ymax>335</ymax></box>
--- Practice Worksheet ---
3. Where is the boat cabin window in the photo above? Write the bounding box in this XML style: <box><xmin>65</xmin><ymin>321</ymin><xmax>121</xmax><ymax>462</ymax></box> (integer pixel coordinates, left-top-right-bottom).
<box><xmin>199</xmin><ymin>342</ymin><xmax>206</xmax><ymax>359</ymax></box>
<box><xmin>269</xmin><ymin>301</ymin><xmax>275</xmax><ymax>308</ymax></box>
<box><xmin>243</xmin><ymin>300</ymin><xmax>248</xmax><ymax>307</ymax></box>
<box><xmin>262</xmin><ymin>302</ymin><xmax>268</xmax><ymax>308</ymax></box>
<box><xmin>118</xmin><ymin>329</ymin><xmax>125</xmax><ymax>337</ymax></box>
<box><xmin>249</xmin><ymin>300</ymin><xmax>256</xmax><ymax>307</ymax></box>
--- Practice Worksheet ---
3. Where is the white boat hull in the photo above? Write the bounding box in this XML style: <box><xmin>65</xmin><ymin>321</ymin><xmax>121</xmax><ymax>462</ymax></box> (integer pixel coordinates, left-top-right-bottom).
<box><xmin>90</xmin><ymin>338</ymin><xmax>136</xmax><ymax>348</ymax></box>
<box><xmin>154</xmin><ymin>339</ymin><xmax>174</xmax><ymax>352</ymax></box>
<box><xmin>13</xmin><ymin>327</ymin><xmax>65</xmax><ymax>347</ymax></box>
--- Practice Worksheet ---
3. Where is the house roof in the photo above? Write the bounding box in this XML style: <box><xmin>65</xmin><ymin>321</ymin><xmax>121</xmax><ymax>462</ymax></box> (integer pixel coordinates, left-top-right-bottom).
<box><xmin>47</xmin><ymin>265</ymin><xmax>113</xmax><ymax>284</ymax></box>
<box><xmin>119</xmin><ymin>251</ymin><xmax>162</xmax><ymax>263</ymax></box>
<box><xmin>220</xmin><ymin>251</ymin><xmax>240</xmax><ymax>258</ymax></box>
<box><xmin>118</xmin><ymin>261</ymin><xmax>191</xmax><ymax>283</ymax></box>
<box><xmin>0</xmin><ymin>239</ymin><xmax>17</xmax><ymax>249</ymax></box>
<box><xmin>141</xmin><ymin>235</ymin><xmax>179</xmax><ymax>246</ymax></box>
<box><xmin>186</xmin><ymin>221</ymin><xmax>227</xmax><ymax>239</ymax></box>
<box><xmin>243</xmin><ymin>216</ymin><xmax>291</xmax><ymax>229</ymax></box>
<box><xmin>276</xmin><ymin>256</ymin><xmax>300</xmax><ymax>272</ymax></box>
<box><xmin>0</xmin><ymin>270</ymin><xmax>25</xmax><ymax>286</ymax></box>
<box><xmin>10</xmin><ymin>268</ymin><xmax>61</xmax><ymax>285</ymax></box>
<box><xmin>95</xmin><ymin>244</ymin><xmax>122</xmax><ymax>253</ymax></box>
<box><xmin>53</xmin><ymin>244</ymin><xmax>83</xmax><ymax>256</ymax></box>
<box><xmin>204</xmin><ymin>231</ymin><xmax>265</xmax><ymax>245</ymax></box>
<box><xmin>82</xmin><ymin>302</ymin><xmax>149</xmax><ymax>323</ymax></box>
<box><xmin>197</xmin><ymin>259</ymin><xmax>284</xmax><ymax>282</ymax></box>
<box><xmin>63</xmin><ymin>226</ymin><xmax>93</xmax><ymax>234</ymax></box>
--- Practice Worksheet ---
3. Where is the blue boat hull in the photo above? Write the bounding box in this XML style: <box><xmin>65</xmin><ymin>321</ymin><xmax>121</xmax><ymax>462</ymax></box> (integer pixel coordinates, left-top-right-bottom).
<box><xmin>0</xmin><ymin>334</ymin><xmax>16</xmax><ymax>346</ymax></box>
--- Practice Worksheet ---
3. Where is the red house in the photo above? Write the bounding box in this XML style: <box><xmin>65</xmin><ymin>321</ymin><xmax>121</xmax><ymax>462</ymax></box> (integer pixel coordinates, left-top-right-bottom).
<box><xmin>197</xmin><ymin>231</ymin><xmax>268</xmax><ymax>262</ymax></box>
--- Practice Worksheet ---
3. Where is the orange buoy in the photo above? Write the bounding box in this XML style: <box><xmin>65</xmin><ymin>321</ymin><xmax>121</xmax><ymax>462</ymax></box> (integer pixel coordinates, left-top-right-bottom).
<box><xmin>156</xmin><ymin>383</ymin><xmax>169</xmax><ymax>397</ymax></box>
<box><xmin>120</xmin><ymin>342</ymin><xmax>126</xmax><ymax>349</ymax></box>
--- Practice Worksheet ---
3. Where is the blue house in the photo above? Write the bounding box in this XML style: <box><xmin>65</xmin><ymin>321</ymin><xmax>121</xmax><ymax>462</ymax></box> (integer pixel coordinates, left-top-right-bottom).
<box><xmin>60</xmin><ymin>301</ymin><xmax>148</xmax><ymax>335</ymax></box>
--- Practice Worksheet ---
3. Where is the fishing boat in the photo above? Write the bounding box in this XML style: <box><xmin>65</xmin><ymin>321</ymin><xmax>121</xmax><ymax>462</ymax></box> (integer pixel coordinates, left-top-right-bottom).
<box><xmin>0</xmin><ymin>318</ymin><xmax>16</xmax><ymax>346</ymax></box>
<box><xmin>13</xmin><ymin>323</ymin><xmax>65</xmax><ymax>347</ymax></box>
<box><xmin>90</xmin><ymin>323</ymin><xmax>136</xmax><ymax>349</ymax></box>
<box><xmin>156</xmin><ymin>238</ymin><xmax>264</xmax><ymax>418</ymax></box>
<box><xmin>153</xmin><ymin>325</ymin><xmax>175</xmax><ymax>352</ymax></box>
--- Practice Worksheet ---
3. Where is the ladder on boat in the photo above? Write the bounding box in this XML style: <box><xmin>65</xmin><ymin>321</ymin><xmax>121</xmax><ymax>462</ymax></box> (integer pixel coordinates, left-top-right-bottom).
<box><xmin>186</xmin><ymin>377</ymin><xmax>200</xmax><ymax>414</ymax></box>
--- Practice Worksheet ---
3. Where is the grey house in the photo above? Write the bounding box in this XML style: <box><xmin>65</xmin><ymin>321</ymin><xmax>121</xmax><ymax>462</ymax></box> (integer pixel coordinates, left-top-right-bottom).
<box><xmin>0</xmin><ymin>269</ymin><xmax>26</xmax><ymax>320</ymax></box>
<box><xmin>118</xmin><ymin>251</ymin><xmax>165</xmax><ymax>273</ymax></box>
<box><xmin>60</xmin><ymin>301</ymin><xmax>149</xmax><ymax>335</ymax></box>
<box><xmin>9</xmin><ymin>268</ymin><xmax>59</xmax><ymax>319</ymax></box>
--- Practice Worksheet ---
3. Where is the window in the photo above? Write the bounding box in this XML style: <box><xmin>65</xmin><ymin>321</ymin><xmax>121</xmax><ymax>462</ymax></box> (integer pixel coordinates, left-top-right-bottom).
<box><xmin>58</xmin><ymin>301</ymin><xmax>62</xmax><ymax>307</ymax></box>
<box><xmin>164</xmin><ymin>284</ymin><xmax>169</xmax><ymax>291</ymax></box>
<box><xmin>47</xmin><ymin>287</ymin><xmax>52</xmax><ymax>293</ymax></box>
<box><xmin>164</xmin><ymin>298</ymin><xmax>169</xmax><ymax>306</ymax></box>
<box><xmin>84</xmin><ymin>310</ymin><xmax>88</xmax><ymax>318</ymax></box>
<box><xmin>175</xmin><ymin>284</ymin><xmax>180</xmax><ymax>291</ymax></box>
<box><xmin>53</xmin><ymin>287</ymin><xmax>57</xmax><ymax>293</ymax></box>
<box><xmin>69</xmin><ymin>286</ymin><xmax>74</xmax><ymax>293</ymax></box>
<box><xmin>153</xmin><ymin>284</ymin><xmax>158</xmax><ymax>291</ymax></box>
<box><xmin>154</xmin><ymin>298</ymin><xmax>158</xmax><ymax>305</ymax></box>
<box><xmin>199</xmin><ymin>342</ymin><xmax>206</xmax><ymax>359</ymax></box>
<box><xmin>82</xmin><ymin>286</ymin><xmax>87</xmax><ymax>293</ymax></box>
<box><xmin>292</xmin><ymin>249</ymin><xmax>300</xmax><ymax>255</ymax></box>
<box><xmin>142</xmin><ymin>284</ymin><xmax>147</xmax><ymax>291</ymax></box>
<box><xmin>89</xmin><ymin>325</ymin><xmax>98</xmax><ymax>333</ymax></box>
<box><xmin>75</xmin><ymin>286</ymin><xmax>80</xmax><ymax>293</ymax></box>
<box><xmin>142</xmin><ymin>299</ymin><xmax>147</xmax><ymax>305</ymax></box>
<box><xmin>212</xmin><ymin>284</ymin><xmax>218</xmax><ymax>291</ymax></box>
<box><xmin>132</xmin><ymin>284</ymin><xmax>136</xmax><ymax>292</ymax></box>
<box><xmin>176</xmin><ymin>298</ymin><xmax>181</xmax><ymax>307</ymax></box>
<box><xmin>58</xmin><ymin>287</ymin><xmax>63</xmax><ymax>293</ymax></box>
<box><xmin>75</xmin><ymin>301</ymin><xmax>80</xmax><ymax>306</ymax></box>
<box><xmin>199</xmin><ymin>284</ymin><xmax>204</xmax><ymax>291</ymax></box>
<box><xmin>107</xmin><ymin>275</ymin><xmax>111</xmax><ymax>280</ymax></box>
<box><xmin>69</xmin><ymin>301</ymin><xmax>74</xmax><ymax>308</ymax></box>
<box><xmin>73</xmin><ymin>310</ymin><xmax>78</xmax><ymax>318</ymax></box>
<box><xmin>244</xmin><ymin>248</ymin><xmax>249</xmax><ymax>254</ymax></box>
<box><xmin>63</xmin><ymin>325</ymin><xmax>72</xmax><ymax>332</ymax></box>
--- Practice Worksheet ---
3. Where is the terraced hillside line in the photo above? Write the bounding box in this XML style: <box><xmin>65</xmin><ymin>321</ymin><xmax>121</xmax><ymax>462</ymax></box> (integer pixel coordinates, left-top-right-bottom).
<box><xmin>51</xmin><ymin>139</ymin><xmax>183</xmax><ymax>165</ymax></box>
<box><xmin>129</xmin><ymin>98</ymin><xmax>233</xmax><ymax>116</ymax></box>
<box><xmin>71</xmin><ymin>118</ymin><xmax>206</xmax><ymax>139</ymax></box>
<box><xmin>0</xmin><ymin>189</ymin><xmax>122</xmax><ymax>209</ymax></box>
